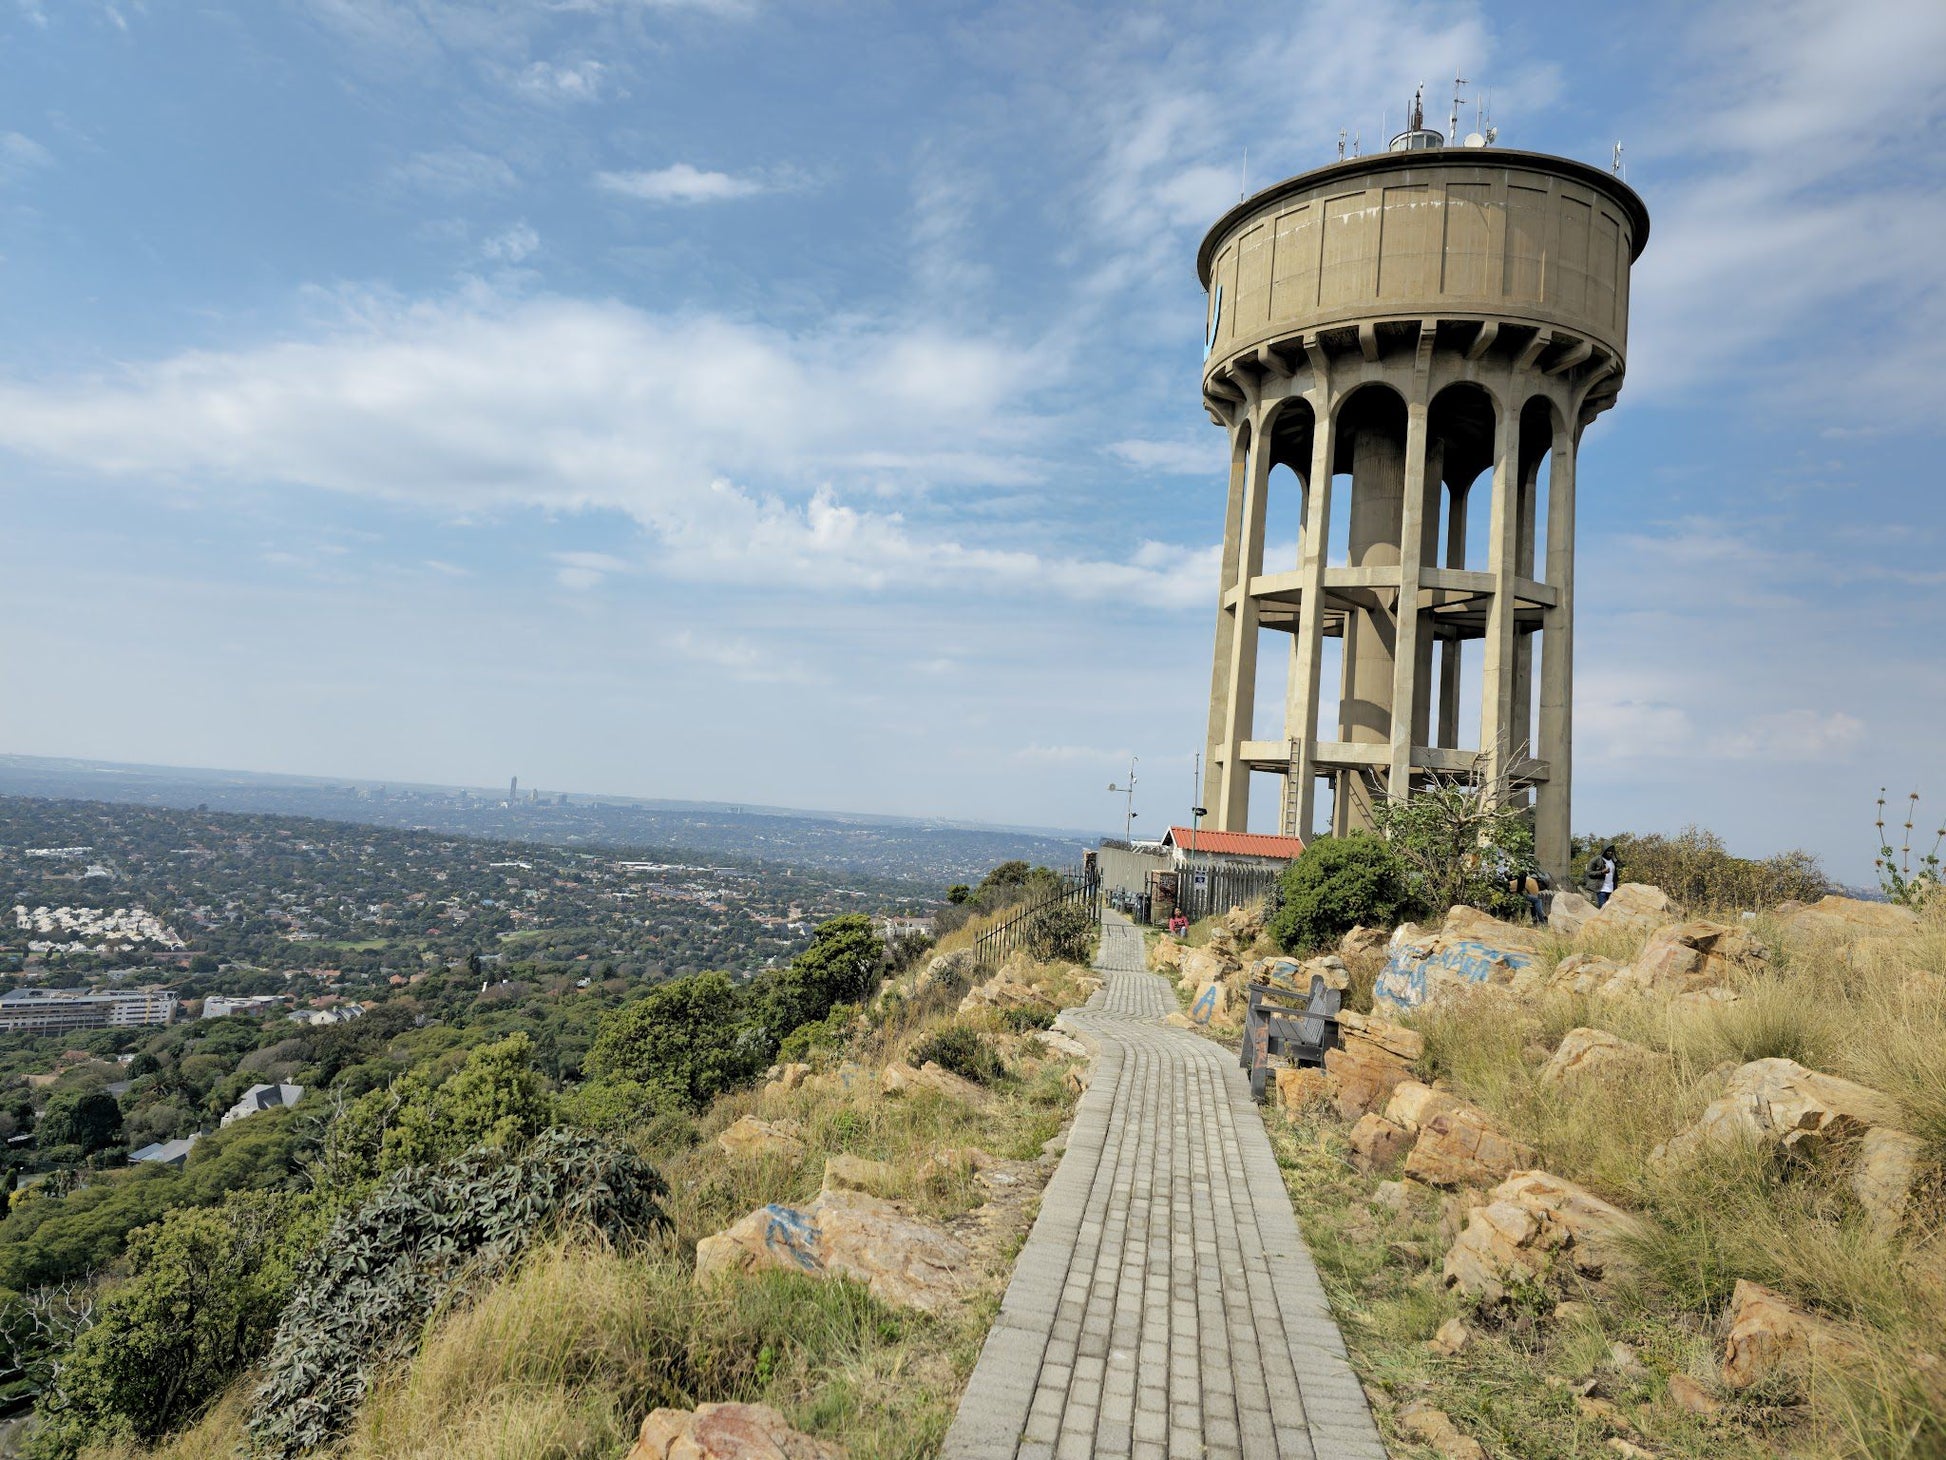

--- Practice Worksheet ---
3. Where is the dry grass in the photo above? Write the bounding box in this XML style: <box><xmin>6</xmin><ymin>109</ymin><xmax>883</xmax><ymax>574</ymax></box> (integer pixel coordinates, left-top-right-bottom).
<box><xmin>1278</xmin><ymin>899</ymin><xmax>1946</xmax><ymax>1459</ymax></box>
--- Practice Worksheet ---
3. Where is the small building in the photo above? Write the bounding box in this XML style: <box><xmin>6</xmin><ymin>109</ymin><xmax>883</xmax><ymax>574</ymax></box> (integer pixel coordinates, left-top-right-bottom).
<box><xmin>873</xmin><ymin>915</ymin><xmax>935</xmax><ymax>942</ymax></box>
<box><xmin>1160</xmin><ymin>827</ymin><xmax>1307</xmax><ymax>869</ymax></box>
<box><xmin>130</xmin><ymin>1135</ymin><xmax>199</xmax><ymax>1166</ymax></box>
<box><xmin>220</xmin><ymin>1083</ymin><xmax>303</xmax><ymax>1127</ymax></box>
<box><xmin>0</xmin><ymin>987</ymin><xmax>178</xmax><ymax>1033</ymax></box>
<box><xmin>202</xmin><ymin>994</ymin><xmax>289</xmax><ymax>1020</ymax></box>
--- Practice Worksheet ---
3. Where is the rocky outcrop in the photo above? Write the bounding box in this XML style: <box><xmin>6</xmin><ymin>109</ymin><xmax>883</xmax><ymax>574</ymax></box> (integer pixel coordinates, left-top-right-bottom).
<box><xmin>1443</xmin><ymin>1170</ymin><xmax>1639</xmax><ymax>1301</ymax></box>
<box><xmin>1340</xmin><ymin>924</ymin><xmax>1389</xmax><ymax>959</ymax></box>
<box><xmin>1548</xmin><ymin>891</ymin><xmax>1597</xmax><ymax>937</ymax></box>
<box><xmin>1658</xmin><ymin>1058</ymin><xmax>1903</xmax><ymax>1164</ymax></box>
<box><xmin>1383</xmin><ymin>1080</ymin><xmax>1465</xmax><ymax>1131</ymax></box>
<box><xmin>1545</xmin><ymin>952</ymin><xmax>1623</xmax><ymax>996</ymax></box>
<box><xmin>1668</xmin><ymin>986</ymin><xmax>1741</xmax><ymax>1018</ymax></box>
<box><xmin>1375</xmin><ymin>915</ymin><xmax>1537</xmax><ymax>1011</ymax></box>
<box><xmin>1152</xmin><ymin>935</ymin><xmax>1184</xmax><ymax>972</ymax></box>
<box><xmin>1402</xmin><ymin>1106</ymin><xmax>1536</xmax><ymax>1189</ymax></box>
<box><xmin>765</xmin><ymin>1063</ymin><xmax>812</xmax><ymax>1093</ymax></box>
<box><xmin>1323</xmin><ymin>1011</ymin><xmax>1423</xmax><ymax>1121</ymax></box>
<box><xmin>1187</xmin><ymin>979</ymin><xmax>1231</xmax><ymax>1025</ymax></box>
<box><xmin>1275</xmin><ymin>1066</ymin><xmax>1333</xmax><ymax>1112</ymax></box>
<box><xmin>1622</xmin><ymin>920</ymin><xmax>1765</xmax><ymax>994</ymax></box>
<box><xmin>1179</xmin><ymin>946</ymin><xmax>1232</xmax><ymax>991</ymax></box>
<box><xmin>1398</xmin><ymin>1402</ymin><xmax>1486</xmax><ymax>1460</ymax></box>
<box><xmin>959</xmin><ymin>974</ymin><xmax>1044</xmax><ymax>1013</ymax></box>
<box><xmin>1541</xmin><ymin>1027</ymin><xmax>1654</xmax><ymax>1085</ymax></box>
<box><xmin>881</xmin><ymin>1060</ymin><xmax>989</xmax><ymax>1107</ymax></box>
<box><xmin>695</xmin><ymin>1187</ymin><xmax>971</xmax><ymax>1312</ymax></box>
<box><xmin>1851</xmin><ymin>1126</ymin><xmax>1928</xmax><ymax>1237</ymax></box>
<box><xmin>917</xmin><ymin>1146</ymin><xmax>991</xmax><ymax>1185</ymax></box>
<box><xmin>1577</xmin><ymin>883</ymin><xmax>1676</xmax><ymax>941</ymax></box>
<box><xmin>1783</xmin><ymin>895</ymin><xmax>1921</xmax><ymax>941</ymax></box>
<box><xmin>1031</xmin><ymin>1027</ymin><xmax>1089</xmax><ymax>1059</ymax></box>
<box><xmin>1223</xmin><ymin>904</ymin><xmax>1265</xmax><ymax>941</ymax></box>
<box><xmin>1348</xmin><ymin>1112</ymin><xmax>1414</xmax><ymax>1171</ymax></box>
<box><xmin>717</xmin><ymin>1116</ymin><xmax>806</xmax><ymax>1161</ymax></box>
<box><xmin>628</xmin><ymin>1402</ymin><xmax>843</xmax><ymax>1460</ymax></box>
<box><xmin>1721</xmin><ymin>1279</ymin><xmax>1863</xmax><ymax>1388</ymax></box>
<box><xmin>822</xmin><ymin>1154</ymin><xmax>900</xmax><ymax>1197</ymax></box>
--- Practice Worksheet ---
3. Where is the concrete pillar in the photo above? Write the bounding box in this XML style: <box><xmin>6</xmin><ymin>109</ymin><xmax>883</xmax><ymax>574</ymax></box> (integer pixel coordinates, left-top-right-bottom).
<box><xmin>1203</xmin><ymin>421</ymin><xmax>1252</xmax><ymax>825</ymax></box>
<box><xmin>1338</xmin><ymin>425</ymin><xmax>1404</xmax><ymax>752</ymax></box>
<box><xmin>1215</xmin><ymin>414</ymin><xmax>1271</xmax><ymax>830</ymax></box>
<box><xmin>1410</xmin><ymin>442</ymin><xmax>1443</xmax><ymax>748</ymax></box>
<box><xmin>1479</xmin><ymin>398</ymin><xmax>1520</xmax><ymax>786</ymax></box>
<box><xmin>1286</xmin><ymin>400</ymin><xmax>1337</xmax><ymax>839</ymax></box>
<box><xmin>1387</xmin><ymin>392</ymin><xmax>1432</xmax><ymax>799</ymax></box>
<box><xmin>1437</xmin><ymin>480</ymin><xmax>1468</xmax><ymax>747</ymax></box>
<box><xmin>1535</xmin><ymin>423</ymin><xmax>1576</xmax><ymax>879</ymax></box>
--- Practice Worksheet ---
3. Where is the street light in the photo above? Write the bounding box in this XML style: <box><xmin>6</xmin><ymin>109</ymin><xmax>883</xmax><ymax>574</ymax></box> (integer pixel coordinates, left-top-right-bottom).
<box><xmin>1107</xmin><ymin>758</ymin><xmax>1138</xmax><ymax>844</ymax></box>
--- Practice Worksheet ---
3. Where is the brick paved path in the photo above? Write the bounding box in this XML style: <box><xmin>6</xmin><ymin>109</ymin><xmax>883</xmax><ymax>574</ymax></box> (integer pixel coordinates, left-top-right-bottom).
<box><xmin>942</xmin><ymin>916</ymin><xmax>1385</xmax><ymax>1460</ymax></box>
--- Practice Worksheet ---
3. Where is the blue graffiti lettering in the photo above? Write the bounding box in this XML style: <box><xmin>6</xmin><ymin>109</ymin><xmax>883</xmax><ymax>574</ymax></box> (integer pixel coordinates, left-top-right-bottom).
<box><xmin>761</xmin><ymin>1204</ymin><xmax>824</xmax><ymax>1271</ymax></box>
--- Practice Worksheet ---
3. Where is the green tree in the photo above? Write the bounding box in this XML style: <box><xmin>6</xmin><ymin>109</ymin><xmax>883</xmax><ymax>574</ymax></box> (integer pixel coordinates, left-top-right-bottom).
<box><xmin>1269</xmin><ymin>833</ymin><xmax>1419</xmax><ymax>953</ymax></box>
<box><xmin>755</xmin><ymin>914</ymin><xmax>883</xmax><ymax>1037</ymax></box>
<box><xmin>36</xmin><ymin>1093</ymin><xmax>121</xmax><ymax>1156</ymax></box>
<box><xmin>31</xmin><ymin>1191</ymin><xmax>314</xmax><ymax>1453</ymax></box>
<box><xmin>1368</xmin><ymin>770</ymin><xmax>1534</xmax><ymax>916</ymax></box>
<box><xmin>322</xmin><ymin>1034</ymin><xmax>556</xmax><ymax>1181</ymax></box>
<box><xmin>584</xmin><ymin>972</ymin><xmax>757</xmax><ymax>1110</ymax></box>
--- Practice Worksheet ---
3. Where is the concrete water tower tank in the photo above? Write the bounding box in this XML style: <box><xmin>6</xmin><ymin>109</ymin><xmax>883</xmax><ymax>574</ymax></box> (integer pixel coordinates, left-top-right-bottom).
<box><xmin>1195</xmin><ymin>136</ymin><xmax>1648</xmax><ymax>879</ymax></box>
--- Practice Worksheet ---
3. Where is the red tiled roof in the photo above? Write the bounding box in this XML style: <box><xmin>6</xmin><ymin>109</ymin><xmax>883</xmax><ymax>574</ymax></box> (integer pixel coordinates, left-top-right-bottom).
<box><xmin>1162</xmin><ymin>826</ymin><xmax>1306</xmax><ymax>859</ymax></box>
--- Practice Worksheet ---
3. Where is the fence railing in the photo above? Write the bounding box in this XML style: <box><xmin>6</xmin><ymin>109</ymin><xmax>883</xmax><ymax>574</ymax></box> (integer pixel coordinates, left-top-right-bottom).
<box><xmin>969</xmin><ymin>870</ymin><xmax>1102</xmax><ymax>970</ymax></box>
<box><xmin>1171</xmin><ymin>862</ymin><xmax>1284</xmax><ymax>924</ymax></box>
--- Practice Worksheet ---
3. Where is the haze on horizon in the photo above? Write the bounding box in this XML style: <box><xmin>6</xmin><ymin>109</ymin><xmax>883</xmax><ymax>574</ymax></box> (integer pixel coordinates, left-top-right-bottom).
<box><xmin>0</xmin><ymin>0</ymin><xmax>1940</xmax><ymax>884</ymax></box>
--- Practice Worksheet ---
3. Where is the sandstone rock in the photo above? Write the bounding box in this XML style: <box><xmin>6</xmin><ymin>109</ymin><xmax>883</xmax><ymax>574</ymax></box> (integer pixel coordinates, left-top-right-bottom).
<box><xmin>695</xmin><ymin>1187</ymin><xmax>971</xmax><ymax>1313</ymax></box>
<box><xmin>769</xmin><ymin>1063</ymin><xmax>812</xmax><ymax>1092</ymax></box>
<box><xmin>1626</xmin><ymin>920</ymin><xmax>1766</xmax><ymax>994</ymax></box>
<box><xmin>1442</xmin><ymin>904</ymin><xmax>1545</xmax><ymax>949</ymax></box>
<box><xmin>1664</xmin><ymin>1373</ymin><xmax>1721</xmax><ymax>1416</ymax></box>
<box><xmin>717</xmin><ymin>1116</ymin><xmax>805</xmax><ymax>1162</ymax></box>
<box><xmin>1403</xmin><ymin>1106</ymin><xmax>1536</xmax><ymax>1189</ymax></box>
<box><xmin>881</xmin><ymin>1060</ymin><xmax>989</xmax><ymax>1107</ymax></box>
<box><xmin>917</xmin><ymin>1145</ymin><xmax>991</xmax><ymax>1185</ymax></box>
<box><xmin>1337</xmin><ymin>1010</ymin><xmax>1426</xmax><ymax>1063</ymax></box>
<box><xmin>1552</xmin><ymin>1300</ymin><xmax>1592</xmax><ymax>1325</ymax></box>
<box><xmin>1162</xmin><ymin>1012</ymin><xmax>1197</xmax><ymax>1031</ymax></box>
<box><xmin>1428</xmin><ymin>1316</ymin><xmax>1474</xmax><ymax>1356</ymax></box>
<box><xmin>959</xmin><ymin>975</ymin><xmax>1042</xmax><ymax>1013</ymax></box>
<box><xmin>822</xmin><ymin>1154</ymin><xmax>900</xmax><ymax>1198</ymax></box>
<box><xmin>1301</xmin><ymin>954</ymin><xmax>1352</xmax><ymax>991</ymax></box>
<box><xmin>1348</xmin><ymin>1112</ymin><xmax>1414</xmax><ymax>1172</ymax></box>
<box><xmin>1609</xmin><ymin>1341</ymin><xmax>1646</xmax><ymax>1377</ymax></box>
<box><xmin>1668</xmin><ymin>985</ymin><xmax>1741</xmax><ymax>1017</ymax></box>
<box><xmin>1032</xmin><ymin>1028</ymin><xmax>1089</xmax><ymax>1059</ymax></box>
<box><xmin>1852</xmin><ymin>1126</ymin><xmax>1927</xmax><ymax>1236</ymax></box>
<box><xmin>1607</xmin><ymin>1440</ymin><xmax>1653</xmax><ymax>1459</ymax></box>
<box><xmin>1340</xmin><ymin>924</ymin><xmax>1389</xmax><ymax>958</ymax></box>
<box><xmin>1375</xmin><ymin>919</ymin><xmax>1538</xmax><ymax>1010</ymax></box>
<box><xmin>1372</xmin><ymin>1179</ymin><xmax>1413</xmax><ymax>1213</ymax></box>
<box><xmin>1546</xmin><ymin>952</ymin><xmax>1624</xmax><ymax>996</ymax></box>
<box><xmin>1152</xmin><ymin>935</ymin><xmax>1184</xmax><ymax>972</ymax></box>
<box><xmin>1398</xmin><ymin>1402</ymin><xmax>1486</xmax><ymax>1460</ymax></box>
<box><xmin>627</xmin><ymin>1402</ymin><xmax>842</xmax><ymax>1460</ymax></box>
<box><xmin>1784</xmin><ymin>895</ymin><xmax>1921</xmax><ymax>941</ymax></box>
<box><xmin>1542</xmin><ymin>1027</ymin><xmax>1654</xmax><ymax>1086</ymax></box>
<box><xmin>1721</xmin><ymin>1279</ymin><xmax>1863</xmax><ymax>1388</ymax></box>
<box><xmin>1549</xmin><ymin>891</ymin><xmax>1597</xmax><ymax>937</ymax></box>
<box><xmin>802</xmin><ymin>1062</ymin><xmax>870</xmax><ymax>1098</ymax></box>
<box><xmin>1443</xmin><ymin>1170</ymin><xmax>1640</xmax><ymax>1300</ymax></box>
<box><xmin>1325</xmin><ymin>1043</ymin><xmax>1414</xmax><ymax>1122</ymax></box>
<box><xmin>1187</xmin><ymin>980</ymin><xmax>1230</xmax><ymax>1025</ymax></box>
<box><xmin>1275</xmin><ymin>1065</ymin><xmax>1334</xmax><ymax>1111</ymax></box>
<box><xmin>1063</xmin><ymin>1065</ymin><xmax>1089</xmax><ymax>1097</ymax></box>
<box><xmin>1659</xmin><ymin>1058</ymin><xmax>1903</xmax><ymax>1164</ymax></box>
<box><xmin>1383</xmin><ymin>1080</ymin><xmax>1465</xmax><ymax>1131</ymax></box>
<box><xmin>1224</xmin><ymin>904</ymin><xmax>1265</xmax><ymax>941</ymax></box>
<box><xmin>1578</xmin><ymin>883</ymin><xmax>1677</xmax><ymax>942</ymax></box>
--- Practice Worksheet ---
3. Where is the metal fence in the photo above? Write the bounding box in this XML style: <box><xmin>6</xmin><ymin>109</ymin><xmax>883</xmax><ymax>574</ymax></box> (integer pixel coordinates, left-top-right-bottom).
<box><xmin>969</xmin><ymin>870</ymin><xmax>1102</xmax><ymax>970</ymax></box>
<box><xmin>1171</xmin><ymin>862</ymin><xmax>1284</xmax><ymax>924</ymax></box>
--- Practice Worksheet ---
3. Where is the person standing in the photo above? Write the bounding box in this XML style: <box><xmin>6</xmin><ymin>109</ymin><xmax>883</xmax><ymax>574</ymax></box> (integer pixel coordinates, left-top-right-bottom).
<box><xmin>1584</xmin><ymin>846</ymin><xmax>1620</xmax><ymax>908</ymax></box>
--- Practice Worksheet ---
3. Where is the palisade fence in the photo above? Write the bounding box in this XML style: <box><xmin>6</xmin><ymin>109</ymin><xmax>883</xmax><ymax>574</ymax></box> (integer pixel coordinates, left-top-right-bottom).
<box><xmin>1171</xmin><ymin>861</ymin><xmax>1284</xmax><ymax>924</ymax></box>
<box><xmin>969</xmin><ymin>869</ymin><xmax>1102</xmax><ymax>971</ymax></box>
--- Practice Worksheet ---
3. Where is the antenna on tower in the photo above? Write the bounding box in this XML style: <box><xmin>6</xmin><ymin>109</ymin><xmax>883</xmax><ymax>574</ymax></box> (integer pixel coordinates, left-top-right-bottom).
<box><xmin>1240</xmin><ymin>145</ymin><xmax>1248</xmax><ymax>201</ymax></box>
<box><xmin>1449</xmin><ymin>77</ymin><xmax>1468</xmax><ymax>141</ymax></box>
<box><xmin>1612</xmin><ymin>141</ymin><xmax>1625</xmax><ymax>178</ymax></box>
<box><xmin>1337</xmin><ymin>128</ymin><xmax>1347</xmax><ymax>162</ymax></box>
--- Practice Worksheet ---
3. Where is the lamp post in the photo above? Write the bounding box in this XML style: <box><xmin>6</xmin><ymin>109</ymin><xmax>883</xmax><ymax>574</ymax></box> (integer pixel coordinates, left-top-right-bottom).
<box><xmin>1107</xmin><ymin>758</ymin><xmax>1138</xmax><ymax>844</ymax></box>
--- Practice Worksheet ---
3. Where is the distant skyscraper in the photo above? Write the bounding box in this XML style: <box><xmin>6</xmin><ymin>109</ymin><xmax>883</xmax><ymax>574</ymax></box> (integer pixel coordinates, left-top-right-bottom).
<box><xmin>509</xmin><ymin>775</ymin><xmax>519</xmax><ymax>806</ymax></box>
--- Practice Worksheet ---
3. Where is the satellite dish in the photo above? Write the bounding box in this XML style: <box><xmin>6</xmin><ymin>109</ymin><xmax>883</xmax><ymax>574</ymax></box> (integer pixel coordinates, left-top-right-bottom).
<box><xmin>1463</xmin><ymin>132</ymin><xmax>1486</xmax><ymax>148</ymax></box>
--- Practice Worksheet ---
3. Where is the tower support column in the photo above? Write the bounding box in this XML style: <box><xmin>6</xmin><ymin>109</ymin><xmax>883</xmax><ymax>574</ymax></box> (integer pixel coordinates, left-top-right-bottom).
<box><xmin>1387</xmin><ymin>366</ymin><xmax>1434</xmax><ymax>799</ymax></box>
<box><xmin>1535</xmin><ymin>424</ymin><xmax>1577</xmax><ymax>880</ymax></box>
<box><xmin>1479</xmin><ymin>398</ymin><xmax>1521</xmax><ymax>788</ymax></box>
<box><xmin>1284</xmin><ymin>393</ymin><xmax>1336</xmax><ymax>839</ymax></box>
<box><xmin>1203</xmin><ymin>419</ymin><xmax>1252</xmax><ymax>827</ymax></box>
<box><xmin>1214</xmin><ymin>406</ymin><xmax>1271</xmax><ymax>830</ymax></box>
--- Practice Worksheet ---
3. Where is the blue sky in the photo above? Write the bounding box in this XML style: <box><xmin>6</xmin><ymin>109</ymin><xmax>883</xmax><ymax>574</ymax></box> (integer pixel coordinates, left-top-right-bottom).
<box><xmin>0</xmin><ymin>0</ymin><xmax>1940</xmax><ymax>881</ymax></box>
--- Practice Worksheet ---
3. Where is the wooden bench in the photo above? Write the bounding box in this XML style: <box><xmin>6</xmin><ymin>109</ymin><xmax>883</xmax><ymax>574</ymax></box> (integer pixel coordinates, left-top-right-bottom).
<box><xmin>1241</xmin><ymin>974</ymin><xmax>1343</xmax><ymax>1102</ymax></box>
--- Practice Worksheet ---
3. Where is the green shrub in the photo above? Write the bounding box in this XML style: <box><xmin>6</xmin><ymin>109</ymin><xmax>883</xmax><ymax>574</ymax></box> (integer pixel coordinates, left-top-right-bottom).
<box><xmin>585</xmin><ymin>972</ymin><xmax>763</xmax><ymax>1112</ymax></box>
<box><xmin>28</xmin><ymin>1191</ymin><xmax>317</xmax><ymax>1456</ymax></box>
<box><xmin>247</xmin><ymin>1130</ymin><xmax>666</xmax><ymax>1460</ymax></box>
<box><xmin>996</xmin><ymin>1003</ymin><xmax>1058</xmax><ymax>1033</ymax></box>
<box><xmin>1025</xmin><ymin>900</ymin><xmax>1096</xmax><ymax>964</ymax></box>
<box><xmin>1269</xmin><ymin>833</ymin><xmax>1418</xmax><ymax>953</ymax></box>
<box><xmin>1583</xmin><ymin>825</ymin><xmax>1830</xmax><ymax>911</ymax></box>
<box><xmin>908</xmin><ymin>1025</ymin><xmax>1005</xmax><ymax>1086</ymax></box>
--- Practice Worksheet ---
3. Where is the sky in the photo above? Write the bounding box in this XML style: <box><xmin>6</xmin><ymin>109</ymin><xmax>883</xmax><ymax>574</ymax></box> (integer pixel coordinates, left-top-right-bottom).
<box><xmin>0</xmin><ymin>0</ymin><xmax>1941</xmax><ymax>882</ymax></box>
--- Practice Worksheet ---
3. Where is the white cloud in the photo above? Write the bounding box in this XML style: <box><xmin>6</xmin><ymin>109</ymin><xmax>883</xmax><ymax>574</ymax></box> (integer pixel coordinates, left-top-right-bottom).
<box><xmin>1105</xmin><ymin>437</ymin><xmax>1220</xmax><ymax>476</ymax></box>
<box><xmin>1011</xmin><ymin>745</ymin><xmax>1132</xmax><ymax>766</ymax></box>
<box><xmin>551</xmin><ymin>549</ymin><xmax>631</xmax><ymax>589</ymax></box>
<box><xmin>0</xmin><ymin>132</ymin><xmax>52</xmax><ymax>185</ymax></box>
<box><xmin>390</xmin><ymin>147</ymin><xmax>518</xmax><ymax>196</ymax></box>
<box><xmin>480</xmin><ymin>221</ymin><xmax>540</xmax><ymax>263</ymax></box>
<box><xmin>0</xmin><ymin>289</ymin><xmax>1212</xmax><ymax>607</ymax></box>
<box><xmin>595</xmin><ymin>163</ymin><xmax>764</xmax><ymax>203</ymax></box>
<box><xmin>515</xmin><ymin>58</ymin><xmax>606</xmax><ymax>102</ymax></box>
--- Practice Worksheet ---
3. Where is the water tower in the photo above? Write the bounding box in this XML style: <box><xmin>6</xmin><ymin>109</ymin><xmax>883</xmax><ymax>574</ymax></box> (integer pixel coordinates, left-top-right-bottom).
<box><xmin>1196</xmin><ymin>105</ymin><xmax>1648</xmax><ymax>878</ymax></box>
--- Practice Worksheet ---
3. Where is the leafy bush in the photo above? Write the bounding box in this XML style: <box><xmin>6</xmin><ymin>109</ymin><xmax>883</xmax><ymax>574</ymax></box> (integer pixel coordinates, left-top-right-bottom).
<box><xmin>908</xmin><ymin>1025</ymin><xmax>1006</xmax><ymax>1086</ymax></box>
<box><xmin>247</xmin><ymin>1130</ymin><xmax>667</xmax><ymax>1460</ymax></box>
<box><xmin>28</xmin><ymin>1191</ymin><xmax>317</xmax><ymax>1456</ymax></box>
<box><xmin>1269</xmin><ymin>833</ymin><xmax>1419</xmax><ymax>953</ymax></box>
<box><xmin>584</xmin><ymin>972</ymin><xmax>763</xmax><ymax>1112</ymax></box>
<box><xmin>35</xmin><ymin>1092</ymin><xmax>121</xmax><ymax>1156</ymax></box>
<box><xmin>1025</xmin><ymin>900</ymin><xmax>1096</xmax><ymax>964</ymax></box>
<box><xmin>1368</xmin><ymin>775</ymin><xmax>1533</xmax><ymax>916</ymax></box>
<box><xmin>752</xmin><ymin>915</ymin><xmax>885</xmax><ymax>1040</ymax></box>
<box><xmin>1582</xmin><ymin>825</ymin><xmax>1830</xmax><ymax>911</ymax></box>
<box><xmin>996</xmin><ymin>1003</ymin><xmax>1058</xmax><ymax>1034</ymax></box>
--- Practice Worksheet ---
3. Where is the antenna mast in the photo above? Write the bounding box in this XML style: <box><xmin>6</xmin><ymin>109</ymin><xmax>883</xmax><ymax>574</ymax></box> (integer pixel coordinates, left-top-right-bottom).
<box><xmin>1449</xmin><ymin>77</ymin><xmax>1468</xmax><ymax>141</ymax></box>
